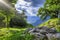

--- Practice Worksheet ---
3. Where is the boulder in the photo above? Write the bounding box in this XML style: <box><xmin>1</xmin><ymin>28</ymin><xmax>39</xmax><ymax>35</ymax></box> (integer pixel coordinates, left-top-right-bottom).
<box><xmin>46</xmin><ymin>33</ymin><xmax>60</xmax><ymax>40</ymax></box>
<box><xmin>29</xmin><ymin>28</ymin><xmax>40</xmax><ymax>33</ymax></box>
<box><xmin>46</xmin><ymin>33</ymin><xmax>54</xmax><ymax>40</ymax></box>
<box><xmin>54</xmin><ymin>33</ymin><xmax>60</xmax><ymax>40</ymax></box>
<box><xmin>47</xmin><ymin>28</ymin><xmax>57</xmax><ymax>33</ymax></box>
<box><xmin>24</xmin><ymin>27</ymin><xmax>60</xmax><ymax>40</ymax></box>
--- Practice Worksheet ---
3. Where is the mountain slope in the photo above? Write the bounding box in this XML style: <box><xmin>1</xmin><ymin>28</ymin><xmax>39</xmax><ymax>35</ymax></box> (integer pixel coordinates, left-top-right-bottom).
<box><xmin>39</xmin><ymin>18</ymin><xmax>60</xmax><ymax>32</ymax></box>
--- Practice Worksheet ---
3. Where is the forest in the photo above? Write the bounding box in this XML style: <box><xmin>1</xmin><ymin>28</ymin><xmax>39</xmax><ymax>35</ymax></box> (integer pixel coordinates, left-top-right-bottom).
<box><xmin>0</xmin><ymin>0</ymin><xmax>60</xmax><ymax>40</ymax></box>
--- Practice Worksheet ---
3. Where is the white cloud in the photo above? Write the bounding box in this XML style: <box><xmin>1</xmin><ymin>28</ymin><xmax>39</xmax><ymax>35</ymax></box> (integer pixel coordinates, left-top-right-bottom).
<box><xmin>15</xmin><ymin>0</ymin><xmax>44</xmax><ymax>16</ymax></box>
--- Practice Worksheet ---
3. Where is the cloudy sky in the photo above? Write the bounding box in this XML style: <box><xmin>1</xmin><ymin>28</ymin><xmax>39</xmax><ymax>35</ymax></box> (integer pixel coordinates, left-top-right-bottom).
<box><xmin>15</xmin><ymin>0</ymin><xmax>45</xmax><ymax>16</ymax></box>
<box><xmin>15</xmin><ymin>0</ymin><xmax>50</xmax><ymax>26</ymax></box>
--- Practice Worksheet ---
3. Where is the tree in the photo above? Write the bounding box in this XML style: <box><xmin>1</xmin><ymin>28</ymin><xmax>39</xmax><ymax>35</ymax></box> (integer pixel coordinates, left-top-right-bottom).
<box><xmin>0</xmin><ymin>0</ymin><xmax>17</xmax><ymax>27</ymax></box>
<box><xmin>0</xmin><ymin>8</ymin><xmax>15</xmax><ymax>28</ymax></box>
<box><xmin>38</xmin><ymin>8</ymin><xmax>50</xmax><ymax>20</ymax></box>
<box><xmin>9</xmin><ymin>16</ymin><xmax>27</xmax><ymax>28</ymax></box>
<box><xmin>38</xmin><ymin>0</ymin><xmax>60</xmax><ymax>24</ymax></box>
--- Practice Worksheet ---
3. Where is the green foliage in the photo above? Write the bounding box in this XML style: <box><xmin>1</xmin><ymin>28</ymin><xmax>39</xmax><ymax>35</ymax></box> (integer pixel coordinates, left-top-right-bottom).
<box><xmin>38</xmin><ymin>0</ymin><xmax>60</xmax><ymax>20</ymax></box>
<box><xmin>0</xmin><ymin>9</ymin><xmax>15</xmax><ymax>27</ymax></box>
<box><xmin>0</xmin><ymin>13</ymin><xmax>5</xmax><ymax>21</ymax></box>
<box><xmin>38</xmin><ymin>8</ymin><xmax>50</xmax><ymax>20</ymax></box>
<box><xmin>39</xmin><ymin>18</ymin><xmax>60</xmax><ymax>32</ymax></box>
<box><xmin>0</xmin><ymin>28</ymin><xmax>35</xmax><ymax>40</ymax></box>
<box><xmin>45</xmin><ymin>0</ymin><xmax>60</xmax><ymax>10</ymax></box>
<box><xmin>8</xmin><ymin>0</ymin><xmax>17</xmax><ymax>6</ymax></box>
<box><xmin>9</xmin><ymin>16</ymin><xmax>28</xmax><ymax>28</ymax></box>
<box><xmin>0</xmin><ymin>0</ymin><xmax>17</xmax><ymax>27</ymax></box>
<box><xmin>38</xmin><ymin>0</ymin><xmax>60</xmax><ymax>32</ymax></box>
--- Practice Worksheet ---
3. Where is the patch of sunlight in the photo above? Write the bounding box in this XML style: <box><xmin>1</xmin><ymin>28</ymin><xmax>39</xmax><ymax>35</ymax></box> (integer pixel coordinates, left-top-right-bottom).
<box><xmin>0</xmin><ymin>28</ymin><xmax>26</xmax><ymax>31</ymax></box>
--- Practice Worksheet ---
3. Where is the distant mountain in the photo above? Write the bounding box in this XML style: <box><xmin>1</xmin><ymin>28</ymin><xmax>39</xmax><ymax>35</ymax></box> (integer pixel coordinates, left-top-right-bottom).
<box><xmin>27</xmin><ymin>16</ymin><xmax>50</xmax><ymax>26</ymax></box>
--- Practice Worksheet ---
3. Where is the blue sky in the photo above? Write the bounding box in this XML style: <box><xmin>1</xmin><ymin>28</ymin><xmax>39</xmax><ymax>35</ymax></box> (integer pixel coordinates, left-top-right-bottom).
<box><xmin>15</xmin><ymin>0</ymin><xmax>50</xmax><ymax>26</ymax></box>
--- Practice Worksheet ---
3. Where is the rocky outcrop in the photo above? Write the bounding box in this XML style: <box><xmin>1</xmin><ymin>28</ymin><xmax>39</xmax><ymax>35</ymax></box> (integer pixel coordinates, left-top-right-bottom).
<box><xmin>24</xmin><ymin>27</ymin><xmax>60</xmax><ymax>40</ymax></box>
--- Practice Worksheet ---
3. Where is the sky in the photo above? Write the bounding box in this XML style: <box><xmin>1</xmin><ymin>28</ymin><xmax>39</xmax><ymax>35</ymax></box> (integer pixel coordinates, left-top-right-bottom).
<box><xmin>15</xmin><ymin>0</ymin><xmax>45</xmax><ymax>16</ymax></box>
<box><xmin>15</xmin><ymin>0</ymin><xmax>50</xmax><ymax>26</ymax></box>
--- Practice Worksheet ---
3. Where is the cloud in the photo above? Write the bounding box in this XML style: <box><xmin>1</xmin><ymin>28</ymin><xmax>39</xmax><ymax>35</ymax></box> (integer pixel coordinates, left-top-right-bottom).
<box><xmin>15</xmin><ymin>0</ymin><xmax>45</xmax><ymax>16</ymax></box>
<box><xmin>15</xmin><ymin>0</ymin><xmax>46</xmax><ymax>26</ymax></box>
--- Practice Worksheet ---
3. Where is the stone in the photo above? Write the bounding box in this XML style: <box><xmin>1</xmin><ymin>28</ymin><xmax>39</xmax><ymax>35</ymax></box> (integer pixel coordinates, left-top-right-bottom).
<box><xmin>29</xmin><ymin>28</ymin><xmax>40</xmax><ymax>33</ymax></box>
<box><xmin>47</xmin><ymin>28</ymin><xmax>57</xmax><ymax>33</ymax></box>
<box><xmin>53</xmin><ymin>33</ymin><xmax>60</xmax><ymax>40</ymax></box>
<box><xmin>39</xmin><ymin>29</ymin><xmax>47</xmax><ymax>35</ymax></box>
<box><xmin>24</xmin><ymin>27</ymin><xmax>60</xmax><ymax>40</ymax></box>
<box><xmin>46</xmin><ymin>33</ymin><xmax>54</xmax><ymax>40</ymax></box>
<box><xmin>46</xmin><ymin>33</ymin><xmax>60</xmax><ymax>40</ymax></box>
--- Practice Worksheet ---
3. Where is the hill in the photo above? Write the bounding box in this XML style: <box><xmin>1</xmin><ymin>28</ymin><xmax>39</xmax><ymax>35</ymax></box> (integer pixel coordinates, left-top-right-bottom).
<box><xmin>39</xmin><ymin>18</ymin><xmax>60</xmax><ymax>32</ymax></box>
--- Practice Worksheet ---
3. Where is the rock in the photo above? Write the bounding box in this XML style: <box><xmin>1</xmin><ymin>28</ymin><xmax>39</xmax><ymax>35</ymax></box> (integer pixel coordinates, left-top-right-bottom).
<box><xmin>29</xmin><ymin>28</ymin><xmax>40</xmax><ymax>33</ymax></box>
<box><xmin>39</xmin><ymin>27</ymin><xmax>57</xmax><ymax>34</ymax></box>
<box><xmin>39</xmin><ymin>26</ymin><xmax>49</xmax><ymax>30</ymax></box>
<box><xmin>47</xmin><ymin>28</ymin><xmax>57</xmax><ymax>33</ymax></box>
<box><xmin>24</xmin><ymin>27</ymin><xmax>60</xmax><ymax>40</ymax></box>
<box><xmin>54</xmin><ymin>33</ymin><xmax>60</xmax><ymax>40</ymax></box>
<box><xmin>46</xmin><ymin>33</ymin><xmax>54</xmax><ymax>40</ymax></box>
<box><xmin>39</xmin><ymin>29</ymin><xmax>47</xmax><ymax>35</ymax></box>
<box><xmin>46</xmin><ymin>33</ymin><xmax>60</xmax><ymax>40</ymax></box>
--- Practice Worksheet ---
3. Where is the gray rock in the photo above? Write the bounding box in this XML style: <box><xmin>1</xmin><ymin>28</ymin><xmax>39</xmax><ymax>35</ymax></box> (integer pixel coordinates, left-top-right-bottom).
<box><xmin>46</xmin><ymin>33</ymin><xmax>60</xmax><ymax>40</ymax></box>
<box><xmin>46</xmin><ymin>33</ymin><xmax>54</xmax><ymax>40</ymax></box>
<box><xmin>29</xmin><ymin>28</ymin><xmax>40</xmax><ymax>33</ymax></box>
<box><xmin>24</xmin><ymin>27</ymin><xmax>59</xmax><ymax>40</ymax></box>
<box><xmin>54</xmin><ymin>33</ymin><xmax>60</xmax><ymax>40</ymax></box>
<box><xmin>39</xmin><ymin>26</ymin><xmax>49</xmax><ymax>30</ymax></box>
<box><xmin>39</xmin><ymin>29</ymin><xmax>47</xmax><ymax>35</ymax></box>
<box><xmin>47</xmin><ymin>28</ymin><xmax>57</xmax><ymax>33</ymax></box>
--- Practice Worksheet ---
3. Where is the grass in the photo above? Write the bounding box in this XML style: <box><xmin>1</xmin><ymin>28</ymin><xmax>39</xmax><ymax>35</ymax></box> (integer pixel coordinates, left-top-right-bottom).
<box><xmin>38</xmin><ymin>18</ymin><xmax>60</xmax><ymax>32</ymax></box>
<box><xmin>0</xmin><ymin>28</ymin><xmax>35</xmax><ymax>40</ymax></box>
<box><xmin>39</xmin><ymin>18</ymin><xmax>58</xmax><ymax>27</ymax></box>
<box><xmin>0</xmin><ymin>28</ymin><xmax>26</xmax><ymax>40</ymax></box>
<box><xmin>0</xmin><ymin>18</ymin><xmax>59</xmax><ymax>40</ymax></box>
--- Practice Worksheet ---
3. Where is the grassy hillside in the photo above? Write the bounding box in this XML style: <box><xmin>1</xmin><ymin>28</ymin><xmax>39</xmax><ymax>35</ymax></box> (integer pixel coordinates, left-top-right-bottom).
<box><xmin>39</xmin><ymin>18</ymin><xmax>60</xmax><ymax>32</ymax></box>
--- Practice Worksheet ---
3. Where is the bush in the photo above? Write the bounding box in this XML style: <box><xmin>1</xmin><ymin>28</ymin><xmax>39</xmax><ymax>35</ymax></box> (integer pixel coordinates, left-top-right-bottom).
<box><xmin>9</xmin><ymin>17</ymin><xmax>28</xmax><ymax>28</ymax></box>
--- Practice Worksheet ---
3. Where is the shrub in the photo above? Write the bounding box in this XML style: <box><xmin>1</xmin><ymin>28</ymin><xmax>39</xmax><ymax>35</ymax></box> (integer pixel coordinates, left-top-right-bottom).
<box><xmin>9</xmin><ymin>17</ymin><xmax>27</xmax><ymax>28</ymax></box>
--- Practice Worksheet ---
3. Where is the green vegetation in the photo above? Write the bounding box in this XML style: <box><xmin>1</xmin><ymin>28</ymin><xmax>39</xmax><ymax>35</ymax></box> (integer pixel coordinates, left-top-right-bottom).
<box><xmin>0</xmin><ymin>28</ymin><xmax>35</xmax><ymax>40</ymax></box>
<box><xmin>38</xmin><ymin>0</ymin><xmax>60</xmax><ymax>32</ymax></box>
<box><xmin>38</xmin><ymin>0</ymin><xmax>60</xmax><ymax>19</ymax></box>
<box><xmin>39</xmin><ymin>18</ymin><xmax>60</xmax><ymax>32</ymax></box>
<box><xmin>39</xmin><ymin>18</ymin><xmax>58</xmax><ymax>27</ymax></box>
<box><xmin>0</xmin><ymin>0</ymin><xmax>60</xmax><ymax>40</ymax></box>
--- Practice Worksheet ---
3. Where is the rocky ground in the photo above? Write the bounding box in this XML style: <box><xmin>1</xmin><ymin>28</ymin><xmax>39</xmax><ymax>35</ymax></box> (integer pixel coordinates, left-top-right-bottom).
<box><xmin>24</xmin><ymin>27</ymin><xmax>60</xmax><ymax>40</ymax></box>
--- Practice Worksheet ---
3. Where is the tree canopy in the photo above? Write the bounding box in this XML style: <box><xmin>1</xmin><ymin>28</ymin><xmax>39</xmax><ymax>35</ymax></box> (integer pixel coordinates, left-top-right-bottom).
<box><xmin>38</xmin><ymin>0</ymin><xmax>60</xmax><ymax>19</ymax></box>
